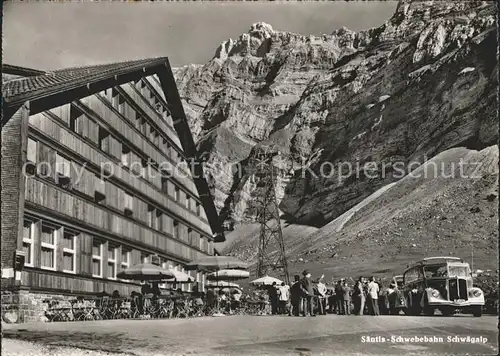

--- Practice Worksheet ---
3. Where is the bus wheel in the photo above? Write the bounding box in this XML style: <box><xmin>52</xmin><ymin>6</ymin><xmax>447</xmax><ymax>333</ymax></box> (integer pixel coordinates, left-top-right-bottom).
<box><xmin>472</xmin><ymin>306</ymin><xmax>482</xmax><ymax>317</ymax></box>
<box><xmin>423</xmin><ymin>296</ymin><xmax>434</xmax><ymax>316</ymax></box>
<box><xmin>440</xmin><ymin>307</ymin><xmax>453</xmax><ymax>316</ymax></box>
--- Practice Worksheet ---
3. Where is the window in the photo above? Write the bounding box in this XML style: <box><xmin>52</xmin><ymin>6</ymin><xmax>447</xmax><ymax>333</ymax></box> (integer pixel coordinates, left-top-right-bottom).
<box><xmin>166</xmin><ymin>142</ymin><xmax>172</xmax><ymax>158</ymax></box>
<box><xmin>98</xmin><ymin>127</ymin><xmax>110</xmax><ymax>152</ymax></box>
<box><xmin>448</xmin><ymin>265</ymin><xmax>469</xmax><ymax>278</ymax></box>
<box><xmin>118</xmin><ymin>96</ymin><xmax>125</xmax><ymax>116</ymax></box>
<box><xmin>175</xmin><ymin>187</ymin><xmax>180</xmax><ymax>202</ymax></box>
<box><xmin>141</xmin><ymin>159</ymin><xmax>149</xmax><ymax>180</ymax></box>
<box><xmin>186</xmin><ymin>196</ymin><xmax>191</xmax><ymax>210</ymax></box>
<box><xmin>141</xmin><ymin>252</ymin><xmax>149</xmax><ymax>264</ymax></box>
<box><xmin>107</xmin><ymin>245</ymin><xmax>117</xmax><ymax>280</ymax></box>
<box><xmin>154</xmin><ymin>131</ymin><xmax>160</xmax><ymax>146</ymax></box>
<box><xmin>147</xmin><ymin>205</ymin><xmax>155</xmax><ymax>228</ymax></box>
<box><xmin>121</xmin><ymin>249</ymin><xmax>130</xmax><ymax>270</ymax></box>
<box><xmin>69</xmin><ymin>105</ymin><xmax>84</xmax><ymax>134</ymax></box>
<box><xmin>126</xmin><ymin>103</ymin><xmax>136</xmax><ymax>123</ymax></box>
<box><xmin>199</xmin><ymin>235</ymin><xmax>204</xmax><ymax>251</ymax></box>
<box><xmin>62</xmin><ymin>230</ymin><xmax>77</xmax><ymax>273</ymax></box>
<box><xmin>134</xmin><ymin>114</ymin><xmax>142</xmax><ymax>130</ymax></box>
<box><xmin>120</xmin><ymin>248</ymin><xmax>131</xmax><ymax>281</ymax></box>
<box><xmin>155</xmin><ymin>210</ymin><xmax>163</xmax><ymax>231</ymax></box>
<box><xmin>25</xmin><ymin>138</ymin><xmax>38</xmax><ymax>176</ymax></box>
<box><xmin>22</xmin><ymin>220</ymin><xmax>34</xmax><ymax>267</ymax></box>
<box><xmin>121</xmin><ymin>146</ymin><xmax>131</xmax><ymax>167</ymax></box>
<box><xmin>196</xmin><ymin>203</ymin><xmax>201</xmax><ymax>217</ymax></box>
<box><xmin>154</xmin><ymin>98</ymin><xmax>162</xmax><ymax>114</ymax></box>
<box><xmin>27</xmin><ymin>138</ymin><xmax>38</xmax><ymax>164</ymax></box>
<box><xmin>149</xmin><ymin>127</ymin><xmax>156</xmax><ymax>143</ymax></box>
<box><xmin>178</xmin><ymin>189</ymin><xmax>185</xmax><ymax>207</ymax></box>
<box><xmin>141</xmin><ymin>118</ymin><xmax>148</xmax><ymax>136</ymax></box>
<box><xmin>92</xmin><ymin>239</ymin><xmax>103</xmax><ymax>278</ymax></box>
<box><xmin>55</xmin><ymin>153</ymin><xmax>71</xmax><ymax>188</ymax></box>
<box><xmin>94</xmin><ymin>174</ymin><xmax>106</xmax><ymax>204</ymax></box>
<box><xmin>41</xmin><ymin>225</ymin><xmax>57</xmax><ymax>270</ymax></box>
<box><xmin>111</xmin><ymin>89</ymin><xmax>120</xmax><ymax>110</ymax></box>
<box><xmin>161</xmin><ymin>177</ymin><xmax>168</xmax><ymax>195</ymax></box>
<box><xmin>95</xmin><ymin>191</ymin><xmax>106</xmax><ymax>204</ymax></box>
<box><xmin>404</xmin><ymin>268</ymin><xmax>420</xmax><ymax>284</ymax></box>
<box><xmin>173</xmin><ymin>221</ymin><xmax>179</xmax><ymax>239</ymax></box>
<box><xmin>124</xmin><ymin>192</ymin><xmax>134</xmax><ymax>217</ymax></box>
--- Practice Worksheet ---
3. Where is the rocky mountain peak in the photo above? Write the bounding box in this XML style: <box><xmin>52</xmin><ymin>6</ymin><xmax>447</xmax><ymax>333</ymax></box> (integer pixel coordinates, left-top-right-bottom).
<box><xmin>176</xmin><ymin>0</ymin><xmax>498</xmax><ymax>232</ymax></box>
<box><xmin>214</xmin><ymin>22</ymin><xmax>276</xmax><ymax>60</ymax></box>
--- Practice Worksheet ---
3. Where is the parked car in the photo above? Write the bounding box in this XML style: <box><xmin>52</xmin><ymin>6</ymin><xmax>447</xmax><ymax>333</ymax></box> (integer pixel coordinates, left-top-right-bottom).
<box><xmin>402</xmin><ymin>257</ymin><xmax>484</xmax><ymax>317</ymax></box>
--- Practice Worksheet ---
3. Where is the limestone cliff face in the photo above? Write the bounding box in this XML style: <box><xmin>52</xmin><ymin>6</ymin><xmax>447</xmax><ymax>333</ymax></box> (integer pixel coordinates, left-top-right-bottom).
<box><xmin>174</xmin><ymin>1</ymin><xmax>498</xmax><ymax>230</ymax></box>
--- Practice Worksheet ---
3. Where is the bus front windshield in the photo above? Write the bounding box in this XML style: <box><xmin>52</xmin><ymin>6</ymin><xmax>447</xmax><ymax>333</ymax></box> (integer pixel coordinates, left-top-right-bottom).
<box><xmin>423</xmin><ymin>264</ymin><xmax>448</xmax><ymax>278</ymax></box>
<box><xmin>448</xmin><ymin>265</ymin><xmax>470</xmax><ymax>277</ymax></box>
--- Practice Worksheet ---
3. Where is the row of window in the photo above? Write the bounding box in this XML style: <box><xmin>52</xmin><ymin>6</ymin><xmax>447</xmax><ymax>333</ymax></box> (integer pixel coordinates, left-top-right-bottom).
<box><xmin>22</xmin><ymin>218</ymin><xmax>206</xmax><ymax>286</ymax></box>
<box><xmin>64</xmin><ymin>103</ymin><xmax>199</xmax><ymax>216</ymax></box>
<box><xmin>26</xmin><ymin>139</ymin><xmax>209</xmax><ymax>250</ymax></box>
<box><xmin>107</xmin><ymin>80</ymin><xmax>184</xmax><ymax>164</ymax></box>
<box><xmin>22</xmin><ymin>218</ymin><xmax>130</xmax><ymax>277</ymax></box>
<box><xmin>23</xmin><ymin>220</ymin><xmax>75</xmax><ymax>272</ymax></box>
<box><xmin>135</xmin><ymin>78</ymin><xmax>174</xmax><ymax>128</ymax></box>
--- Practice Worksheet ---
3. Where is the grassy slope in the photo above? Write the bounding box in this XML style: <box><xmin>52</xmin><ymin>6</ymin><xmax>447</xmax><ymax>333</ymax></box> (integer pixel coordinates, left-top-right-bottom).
<box><xmin>224</xmin><ymin>145</ymin><xmax>499</xmax><ymax>282</ymax></box>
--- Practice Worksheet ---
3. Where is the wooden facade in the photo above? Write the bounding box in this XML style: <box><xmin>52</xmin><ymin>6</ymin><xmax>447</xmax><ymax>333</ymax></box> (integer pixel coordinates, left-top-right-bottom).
<box><xmin>9</xmin><ymin>72</ymin><xmax>218</xmax><ymax>296</ymax></box>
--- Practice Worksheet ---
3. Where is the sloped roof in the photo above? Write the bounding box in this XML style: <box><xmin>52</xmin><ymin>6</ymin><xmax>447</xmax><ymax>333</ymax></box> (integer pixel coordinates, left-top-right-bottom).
<box><xmin>2</xmin><ymin>64</ymin><xmax>46</xmax><ymax>77</ymax></box>
<box><xmin>1</xmin><ymin>57</ymin><xmax>225</xmax><ymax>243</ymax></box>
<box><xmin>2</xmin><ymin>57</ymin><xmax>169</xmax><ymax>107</ymax></box>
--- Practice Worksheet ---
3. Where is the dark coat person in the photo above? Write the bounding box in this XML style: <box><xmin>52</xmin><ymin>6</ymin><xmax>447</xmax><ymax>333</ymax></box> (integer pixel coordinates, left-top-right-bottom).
<box><xmin>268</xmin><ymin>282</ymin><xmax>279</xmax><ymax>315</ymax></box>
<box><xmin>335</xmin><ymin>281</ymin><xmax>344</xmax><ymax>315</ymax></box>
<box><xmin>290</xmin><ymin>275</ymin><xmax>302</xmax><ymax>316</ymax></box>
<box><xmin>300</xmin><ymin>270</ymin><xmax>315</xmax><ymax>317</ymax></box>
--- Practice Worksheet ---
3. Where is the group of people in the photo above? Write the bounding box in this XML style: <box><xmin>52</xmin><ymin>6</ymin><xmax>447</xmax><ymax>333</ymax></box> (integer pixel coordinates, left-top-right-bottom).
<box><xmin>101</xmin><ymin>273</ymin><xmax>404</xmax><ymax>318</ymax></box>
<box><xmin>263</xmin><ymin>271</ymin><xmax>403</xmax><ymax>317</ymax></box>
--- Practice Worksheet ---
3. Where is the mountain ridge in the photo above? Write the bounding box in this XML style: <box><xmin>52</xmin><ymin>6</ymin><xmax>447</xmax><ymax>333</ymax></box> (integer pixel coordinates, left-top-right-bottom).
<box><xmin>174</xmin><ymin>0</ymin><xmax>497</xmax><ymax>236</ymax></box>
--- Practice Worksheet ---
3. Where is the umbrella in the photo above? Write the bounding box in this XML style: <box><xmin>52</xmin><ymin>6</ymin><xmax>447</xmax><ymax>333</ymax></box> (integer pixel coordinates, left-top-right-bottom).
<box><xmin>250</xmin><ymin>275</ymin><xmax>283</xmax><ymax>286</ymax></box>
<box><xmin>206</xmin><ymin>269</ymin><xmax>250</xmax><ymax>281</ymax></box>
<box><xmin>116</xmin><ymin>263</ymin><xmax>175</xmax><ymax>281</ymax></box>
<box><xmin>185</xmin><ymin>256</ymin><xmax>249</xmax><ymax>272</ymax></box>
<box><xmin>185</xmin><ymin>255</ymin><xmax>248</xmax><ymax>317</ymax></box>
<box><xmin>163</xmin><ymin>269</ymin><xmax>195</xmax><ymax>284</ymax></box>
<box><xmin>206</xmin><ymin>281</ymin><xmax>241</xmax><ymax>289</ymax></box>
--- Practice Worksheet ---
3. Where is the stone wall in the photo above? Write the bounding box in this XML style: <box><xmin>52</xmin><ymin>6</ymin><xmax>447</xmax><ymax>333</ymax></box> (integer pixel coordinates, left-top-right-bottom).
<box><xmin>1</xmin><ymin>290</ymin><xmax>77</xmax><ymax>323</ymax></box>
<box><xmin>1</xmin><ymin>103</ymin><xmax>29</xmax><ymax>274</ymax></box>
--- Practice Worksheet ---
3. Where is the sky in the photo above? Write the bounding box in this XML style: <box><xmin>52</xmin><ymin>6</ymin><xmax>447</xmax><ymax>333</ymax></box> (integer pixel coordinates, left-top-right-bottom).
<box><xmin>3</xmin><ymin>2</ymin><xmax>397</xmax><ymax>70</ymax></box>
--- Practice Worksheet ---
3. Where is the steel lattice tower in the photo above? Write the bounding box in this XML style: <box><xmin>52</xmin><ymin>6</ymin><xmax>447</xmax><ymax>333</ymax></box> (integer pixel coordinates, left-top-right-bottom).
<box><xmin>254</xmin><ymin>147</ymin><xmax>290</xmax><ymax>285</ymax></box>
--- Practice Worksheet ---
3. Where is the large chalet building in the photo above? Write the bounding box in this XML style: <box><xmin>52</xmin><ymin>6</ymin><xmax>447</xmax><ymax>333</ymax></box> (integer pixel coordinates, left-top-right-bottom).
<box><xmin>1</xmin><ymin>59</ymin><xmax>225</xmax><ymax>321</ymax></box>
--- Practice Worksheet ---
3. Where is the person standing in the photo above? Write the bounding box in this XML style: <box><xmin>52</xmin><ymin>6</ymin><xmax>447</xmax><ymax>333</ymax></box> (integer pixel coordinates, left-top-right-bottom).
<box><xmin>353</xmin><ymin>277</ymin><xmax>366</xmax><ymax>315</ymax></box>
<box><xmin>327</xmin><ymin>289</ymin><xmax>336</xmax><ymax>314</ymax></box>
<box><xmin>278</xmin><ymin>282</ymin><xmax>289</xmax><ymax>315</ymax></box>
<box><xmin>335</xmin><ymin>280</ymin><xmax>344</xmax><ymax>315</ymax></box>
<box><xmin>316</xmin><ymin>277</ymin><xmax>327</xmax><ymax>315</ymax></box>
<box><xmin>290</xmin><ymin>275</ymin><xmax>302</xmax><ymax>316</ymax></box>
<box><xmin>300</xmin><ymin>270</ymin><xmax>316</xmax><ymax>317</ymax></box>
<box><xmin>231</xmin><ymin>289</ymin><xmax>242</xmax><ymax>314</ymax></box>
<box><xmin>342</xmin><ymin>280</ymin><xmax>351</xmax><ymax>315</ymax></box>
<box><xmin>367</xmin><ymin>276</ymin><xmax>380</xmax><ymax>316</ymax></box>
<box><xmin>268</xmin><ymin>282</ymin><xmax>279</xmax><ymax>315</ymax></box>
